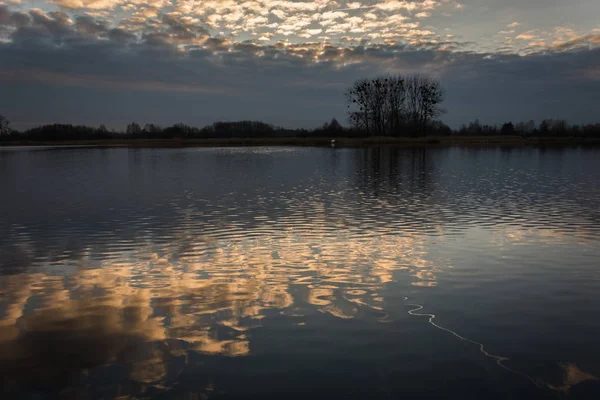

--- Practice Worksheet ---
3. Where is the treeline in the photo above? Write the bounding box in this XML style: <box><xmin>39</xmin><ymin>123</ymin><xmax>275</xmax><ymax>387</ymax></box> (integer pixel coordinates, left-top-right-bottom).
<box><xmin>9</xmin><ymin>123</ymin><xmax>117</xmax><ymax>141</ymax></box>
<box><xmin>0</xmin><ymin>120</ymin><xmax>309</xmax><ymax>141</ymax></box>
<box><xmin>2</xmin><ymin>118</ymin><xmax>600</xmax><ymax>143</ymax></box>
<box><xmin>457</xmin><ymin>119</ymin><xmax>600</xmax><ymax>138</ymax></box>
<box><xmin>0</xmin><ymin>119</ymin><xmax>454</xmax><ymax>142</ymax></box>
<box><xmin>123</xmin><ymin>120</ymin><xmax>301</xmax><ymax>139</ymax></box>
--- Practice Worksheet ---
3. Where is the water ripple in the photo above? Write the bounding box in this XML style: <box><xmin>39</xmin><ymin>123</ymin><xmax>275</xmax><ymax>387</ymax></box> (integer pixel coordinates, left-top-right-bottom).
<box><xmin>1</xmin><ymin>147</ymin><xmax>599</xmax><ymax>398</ymax></box>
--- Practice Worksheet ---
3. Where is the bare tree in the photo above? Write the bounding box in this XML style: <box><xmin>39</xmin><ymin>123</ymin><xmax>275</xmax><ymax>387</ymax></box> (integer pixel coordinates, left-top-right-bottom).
<box><xmin>0</xmin><ymin>114</ymin><xmax>10</xmax><ymax>136</ymax></box>
<box><xmin>405</xmin><ymin>75</ymin><xmax>421</xmax><ymax>130</ymax></box>
<box><xmin>143</xmin><ymin>123</ymin><xmax>161</xmax><ymax>134</ymax></box>
<box><xmin>405</xmin><ymin>75</ymin><xmax>445</xmax><ymax>136</ymax></box>
<box><xmin>346</xmin><ymin>76</ymin><xmax>406</xmax><ymax>136</ymax></box>
<box><xmin>346</xmin><ymin>74</ymin><xmax>444</xmax><ymax>136</ymax></box>
<box><xmin>419</xmin><ymin>78</ymin><xmax>445</xmax><ymax>129</ymax></box>
<box><xmin>385</xmin><ymin>75</ymin><xmax>406</xmax><ymax>134</ymax></box>
<box><xmin>346</xmin><ymin>78</ymin><xmax>375</xmax><ymax>135</ymax></box>
<box><xmin>349</xmin><ymin>77</ymin><xmax>398</xmax><ymax>135</ymax></box>
<box><xmin>126</xmin><ymin>122</ymin><xmax>142</xmax><ymax>136</ymax></box>
<box><xmin>368</xmin><ymin>77</ymin><xmax>388</xmax><ymax>136</ymax></box>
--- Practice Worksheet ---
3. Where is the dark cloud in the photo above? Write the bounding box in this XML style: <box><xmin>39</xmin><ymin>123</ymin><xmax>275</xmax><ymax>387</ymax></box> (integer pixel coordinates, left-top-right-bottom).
<box><xmin>74</xmin><ymin>15</ymin><xmax>108</xmax><ymax>36</ymax></box>
<box><xmin>201</xmin><ymin>37</ymin><xmax>230</xmax><ymax>52</ymax></box>
<box><xmin>29</xmin><ymin>9</ymin><xmax>72</xmax><ymax>38</ymax></box>
<box><xmin>0</xmin><ymin>5</ymin><xmax>8</xmax><ymax>23</ymax></box>
<box><xmin>161</xmin><ymin>14</ymin><xmax>209</xmax><ymax>39</ymax></box>
<box><xmin>10</xmin><ymin>12</ymin><xmax>32</xmax><ymax>28</ymax></box>
<box><xmin>107</xmin><ymin>27</ymin><xmax>136</xmax><ymax>43</ymax></box>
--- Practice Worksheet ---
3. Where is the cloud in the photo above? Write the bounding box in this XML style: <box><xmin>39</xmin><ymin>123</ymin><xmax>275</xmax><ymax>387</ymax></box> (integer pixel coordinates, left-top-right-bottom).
<box><xmin>516</xmin><ymin>31</ymin><xmax>538</xmax><ymax>40</ymax></box>
<box><xmin>376</xmin><ymin>0</ymin><xmax>438</xmax><ymax>12</ymax></box>
<box><xmin>346</xmin><ymin>2</ymin><xmax>362</xmax><ymax>9</ymax></box>
<box><xmin>51</xmin><ymin>0</ymin><xmax>169</xmax><ymax>10</ymax></box>
<box><xmin>0</xmin><ymin>3</ymin><xmax>599</xmax><ymax>129</ymax></box>
<box><xmin>0</xmin><ymin>0</ymin><xmax>568</xmax><ymax>56</ymax></box>
<box><xmin>551</xmin><ymin>33</ymin><xmax>600</xmax><ymax>51</ymax></box>
<box><xmin>51</xmin><ymin>0</ymin><xmax>121</xmax><ymax>10</ymax></box>
<box><xmin>74</xmin><ymin>15</ymin><xmax>107</xmax><ymax>35</ymax></box>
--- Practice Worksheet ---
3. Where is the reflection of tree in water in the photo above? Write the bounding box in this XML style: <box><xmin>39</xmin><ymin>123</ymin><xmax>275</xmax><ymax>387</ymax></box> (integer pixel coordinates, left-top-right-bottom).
<box><xmin>354</xmin><ymin>147</ymin><xmax>434</xmax><ymax>201</ymax></box>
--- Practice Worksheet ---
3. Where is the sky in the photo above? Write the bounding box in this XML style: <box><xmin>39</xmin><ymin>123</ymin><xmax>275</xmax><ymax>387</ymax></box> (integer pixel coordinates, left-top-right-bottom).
<box><xmin>0</xmin><ymin>0</ymin><xmax>599</xmax><ymax>130</ymax></box>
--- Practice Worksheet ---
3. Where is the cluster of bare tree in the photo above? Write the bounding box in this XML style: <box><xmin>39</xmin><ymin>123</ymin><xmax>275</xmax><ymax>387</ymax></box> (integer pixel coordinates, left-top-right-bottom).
<box><xmin>346</xmin><ymin>75</ymin><xmax>445</xmax><ymax>136</ymax></box>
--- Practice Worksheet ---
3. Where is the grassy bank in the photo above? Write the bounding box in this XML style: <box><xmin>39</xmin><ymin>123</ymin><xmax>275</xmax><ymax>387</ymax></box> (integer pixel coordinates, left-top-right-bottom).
<box><xmin>2</xmin><ymin>136</ymin><xmax>600</xmax><ymax>148</ymax></box>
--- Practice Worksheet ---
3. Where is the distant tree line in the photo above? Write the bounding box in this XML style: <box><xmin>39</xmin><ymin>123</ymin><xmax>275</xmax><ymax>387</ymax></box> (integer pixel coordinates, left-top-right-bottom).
<box><xmin>2</xmin><ymin>76</ymin><xmax>600</xmax><ymax>143</ymax></box>
<box><xmin>457</xmin><ymin>119</ymin><xmax>600</xmax><ymax>137</ymax></box>
<box><xmin>2</xmin><ymin>116</ymin><xmax>599</xmax><ymax>143</ymax></box>
<box><xmin>7</xmin><ymin>123</ymin><xmax>117</xmax><ymax>141</ymax></box>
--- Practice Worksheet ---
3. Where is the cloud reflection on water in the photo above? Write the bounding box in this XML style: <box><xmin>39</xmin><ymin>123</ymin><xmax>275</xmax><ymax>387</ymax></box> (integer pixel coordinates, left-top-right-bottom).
<box><xmin>1</xmin><ymin>147</ymin><xmax>600</xmax><ymax>398</ymax></box>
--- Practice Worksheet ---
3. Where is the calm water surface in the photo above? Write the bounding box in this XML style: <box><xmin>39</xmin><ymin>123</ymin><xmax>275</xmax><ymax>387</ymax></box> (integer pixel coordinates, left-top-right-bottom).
<box><xmin>1</xmin><ymin>146</ymin><xmax>600</xmax><ymax>399</ymax></box>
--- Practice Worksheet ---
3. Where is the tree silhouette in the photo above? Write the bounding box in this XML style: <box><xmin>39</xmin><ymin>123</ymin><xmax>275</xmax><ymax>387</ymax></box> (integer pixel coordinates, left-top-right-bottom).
<box><xmin>405</xmin><ymin>75</ymin><xmax>445</xmax><ymax>136</ymax></box>
<box><xmin>346</xmin><ymin>74</ymin><xmax>444</xmax><ymax>136</ymax></box>
<box><xmin>126</xmin><ymin>122</ymin><xmax>142</xmax><ymax>136</ymax></box>
<box><xmin>500</xmin><ymin>122</ymin><xmax>515</xmax><ymax>135</ymax></box>
<box><xmin>0</xmin><ymin>114</ymin><xmax>10</xmax><ymax>136</ymax></box>
<box><xmin>322</xmin><ymin>118</ymin><xmax>343</xmax><ymax>133</ymax></box>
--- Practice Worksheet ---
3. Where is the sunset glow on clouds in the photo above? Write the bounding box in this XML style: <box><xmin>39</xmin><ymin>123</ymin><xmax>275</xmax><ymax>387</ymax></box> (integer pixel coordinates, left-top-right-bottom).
<box><xmin>0</xmin><ymin>0</ymin><xmax>599</xmax><ymax>128</ymax></box>
<box><xmin>3</xmin><ymin>0</ymin><xmax>598</xmax><ymax>53</ymax></box>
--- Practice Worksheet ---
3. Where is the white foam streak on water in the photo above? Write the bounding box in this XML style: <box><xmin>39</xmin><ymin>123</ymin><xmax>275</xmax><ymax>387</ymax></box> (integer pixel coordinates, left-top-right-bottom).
<box><xmin>402</xmin><ymin>297</ymin><xmax>563</xmax><ymax>397</ymax></box>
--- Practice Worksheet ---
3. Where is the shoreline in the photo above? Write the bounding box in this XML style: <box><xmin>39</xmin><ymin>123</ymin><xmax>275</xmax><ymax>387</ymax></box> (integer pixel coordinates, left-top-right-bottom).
<box><xmin>2</xmin><ymin>136</ymin><xmax>600</xmax><ymax>148</ymax></box>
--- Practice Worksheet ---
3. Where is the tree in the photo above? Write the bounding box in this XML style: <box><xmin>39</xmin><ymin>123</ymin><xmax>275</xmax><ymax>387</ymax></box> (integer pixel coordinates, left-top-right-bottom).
<box><xmin>346</xmin><ymin>78</ymin><xmax>376</xmax><ymax>135</ymax></box>
<box><xmin>0</xmin><ymin>114</ymin><xmax>10</xmax><ymax>136</ymax></box>
<box><xmin>143</xmin><ymin>123</ymin><xmax>161</xmax><ymax>135</ymax></box>
<box><xmin>500</xmin><ymin>122</ymin><xmax>515</xmax><ymax>135</ymax></box>
<box><xmin>515</xmin><ymin>120</ymin><xmax>535</xmax><ymax>135</ymax></box>
<box><xmin>323</xmin><ymin>118</ymin><xmax>343</xmax><ymax>133</ymax></box>
<box><xmin>346</xmin><ymin>76</ymin><xmax>402</xmax><ymax>136</ymax></box>
<box><xmin>385</xmin><ymin>75</ymin><xmax>406</xmax><ymax>134</ymax></box>
<box><xmin>126</xmin><ymin>122</ymin><xmax>142</xmax><ymax>136</ymax></box>
<box><xmin>346</xmin><ymin>74</ymin><xmax>444</xmax><ymax>137</ymax></box>
<box><xmin>467</xmin><ymin>119</ymin><xmax>482</xmax><ymax>135</ymax></box>
<box><xmin>539</xmin><ymin>119</ymin><xmax>568</xmax><ymax>136</ymax></box>
<box><xmin>405</xmin><ymin>75</ymin><xmax>445</xmax><ymax>136</ymax></box>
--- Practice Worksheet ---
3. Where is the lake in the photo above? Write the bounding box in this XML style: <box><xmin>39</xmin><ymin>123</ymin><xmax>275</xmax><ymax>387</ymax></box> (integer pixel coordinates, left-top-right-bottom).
<box><xmin>1</xmin><ymin>146</ymin><xmax>599</xmax><ymax>399</ymax></box>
